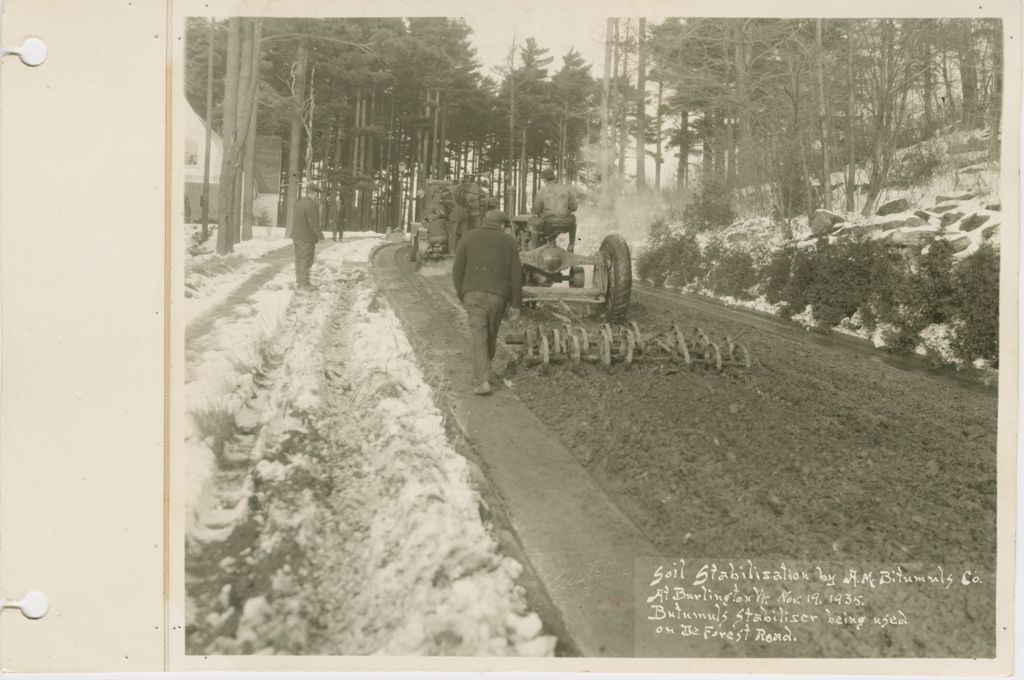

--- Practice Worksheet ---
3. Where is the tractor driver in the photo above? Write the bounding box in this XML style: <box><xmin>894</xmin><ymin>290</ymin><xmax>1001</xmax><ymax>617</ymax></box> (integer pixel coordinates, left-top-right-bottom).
<box><xmin>530</xmin><ymin>167</ymin><xmax>578</xmax><ymax>250</ymax></box>
<box><xmin>453</xmin><ymin>173</ymin><xmax>485</xmax><ymax>233</ymax></box>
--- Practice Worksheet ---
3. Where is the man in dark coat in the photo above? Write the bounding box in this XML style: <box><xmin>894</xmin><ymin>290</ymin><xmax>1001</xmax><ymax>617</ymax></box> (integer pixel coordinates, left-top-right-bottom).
<box><xmin>453</xmin><ymin>206</ymin><xmax>523</xmax><ymax>395</ymax></box>
<box><xmin>292</xmin><ymin>183</ymin><xmax>323</xmax><ymax>289</ymax></box>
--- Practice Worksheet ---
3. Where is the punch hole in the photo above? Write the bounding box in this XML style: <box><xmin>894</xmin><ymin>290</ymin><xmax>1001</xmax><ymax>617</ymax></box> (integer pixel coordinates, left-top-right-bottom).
<box><xmin>0</xmin><ymin>591</ymin><xmax>49</xmax><ymax>619</ymax></box>
<box><xmin>2</xmin><ymin>37</ymin><xmax>47</xmax><ymax>66</ymax></box>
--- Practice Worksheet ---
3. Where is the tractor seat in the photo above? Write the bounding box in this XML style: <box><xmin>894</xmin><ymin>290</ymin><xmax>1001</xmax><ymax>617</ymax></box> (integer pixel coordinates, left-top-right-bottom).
<box><xmin>427</xmin><ymin>235</ymin><xmax>448</xmax><ymax>246</ymax></box>
<box><xmin>540</xmin><ymin>214</ymin><xmax>577</xmax><ymax>231</ymax></box>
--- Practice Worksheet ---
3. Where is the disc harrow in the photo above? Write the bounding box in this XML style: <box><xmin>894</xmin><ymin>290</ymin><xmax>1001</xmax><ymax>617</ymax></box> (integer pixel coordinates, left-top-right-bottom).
<box><xmin>516</xmin><ymin>322</ymin><xmax>752</xmax><ymax>371</ymax></box>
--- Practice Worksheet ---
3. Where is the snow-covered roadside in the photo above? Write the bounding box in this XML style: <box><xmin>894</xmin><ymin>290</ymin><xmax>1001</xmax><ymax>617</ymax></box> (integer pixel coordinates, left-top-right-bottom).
<box><xmin>186</xmin><ymin>233</ymin><xmax>553</xmax><ymax>656</ymax></box>
<box><xmin>185</xmin><ymin>229</ymin><xmax>293</xmax><ymax>323</ymax></box>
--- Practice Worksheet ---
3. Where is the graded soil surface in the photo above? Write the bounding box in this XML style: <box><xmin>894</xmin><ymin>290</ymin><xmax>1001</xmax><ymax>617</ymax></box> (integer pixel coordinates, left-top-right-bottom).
<box><xmin>375</xmin><ymin>244</ymin><xmax>998</xmax><ymax>657</ymax></box>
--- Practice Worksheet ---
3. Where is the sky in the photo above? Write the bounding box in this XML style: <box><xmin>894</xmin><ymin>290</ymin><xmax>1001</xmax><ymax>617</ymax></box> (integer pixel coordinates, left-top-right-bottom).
<box><xmin>458</xmin><ymin>6</ymin><xmax>681</xmax><ymax>186</ymax></box>
<box><xmin>461</xmin><ymin>5</ymin><xmax>608</xmax><ymax>76</ymax></box>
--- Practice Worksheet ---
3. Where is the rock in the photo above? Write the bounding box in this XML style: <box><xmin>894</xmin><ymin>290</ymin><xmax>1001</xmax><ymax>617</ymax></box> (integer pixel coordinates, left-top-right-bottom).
<box><xmin>876</xmin><ymin>198</ymin><xmax>911</xmax><ymax>215</ymax></box>
<box><xmin>930</xmin><ymin>203</ymin><xmax>962</xmax><ymax>214</ymax></box>
<box><xmin>985</xmin><ymin>202</ymin><xmax>1001</xmax><ymax>211</ymax></box>
<box><xmin>981</xmin><ymin>223</ymin><xmax>1000</xmax><ymax>240</ymax></box>
<box><xmin>810</xmin><ymin>209</ymin><xmax>846</xmax><ymax>235</ymax></box>
<box><xmin>885</xmin><ymin>227</ymin><xmax>938</xmax><ymax>247</ymax></box>
<box><xmin>936</xmin><ymin>191</ymin><xmax>974</xmax><ymax>203</ymax></box>
<box><xmin>940</xmin><ymin>211</ymin><xmax>966</xmax><ymax>228</ymax></box>
<box><xmin>727</xmin><ymin>232</ymin><xmax>750</xmax><ymax>245</ymax></box>
<box><xmin>914</xmin><ymin>210</ymin><xmax>935</xmax><ymax>222</ymax></box>
<box><xmin>863</xmin><ymin>215</ymin><xmax>927</xmax><ymax>232</ymax></box>
<box><xmin>958</xmin><ymin>213</ymin><xmax>990</xmax><ymax>232</ymax></box>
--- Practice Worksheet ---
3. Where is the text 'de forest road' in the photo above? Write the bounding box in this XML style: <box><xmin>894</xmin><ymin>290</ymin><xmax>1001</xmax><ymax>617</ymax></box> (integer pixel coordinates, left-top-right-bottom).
<box><xmin>634</xmin><ymin>558</ymin><xmax>993</xmax><ymax>657</ymax></box>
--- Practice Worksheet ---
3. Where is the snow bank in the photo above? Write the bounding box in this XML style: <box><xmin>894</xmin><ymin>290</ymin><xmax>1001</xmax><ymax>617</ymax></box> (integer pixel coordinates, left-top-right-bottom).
<box><xmin>186</xmin><ymin>233</ymin><xmax>553</xmax><ymax>656</ymax></box>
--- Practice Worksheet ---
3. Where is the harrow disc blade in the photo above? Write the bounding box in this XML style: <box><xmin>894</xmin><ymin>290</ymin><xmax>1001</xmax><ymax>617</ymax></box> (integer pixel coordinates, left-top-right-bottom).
<box><xmin>628</xmin><ymin>321</ymin><xmax>644</xmax><ymax>354</ymax></box>
<box><xmin>599</xmin><ymin>332</ymin><xmax>612</xmax><ymax>367</ymax></box>
<box><xmin>569</xmin><ymin>334</ymin><xmax>582</xmax><ymax>365</ymax></box>
<box><xmin>705</xmin><ymin>342</ymin><xmax>723</xmax><ymax>371</ymax></box>
<box><xmin>540</xmin><ymin>334</ymin><xmax>550</xmax><ymax>365</ymax></box>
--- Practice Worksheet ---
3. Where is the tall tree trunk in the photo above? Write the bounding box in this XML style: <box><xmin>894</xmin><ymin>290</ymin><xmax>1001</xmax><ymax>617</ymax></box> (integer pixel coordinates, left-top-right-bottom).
<box><xmin>438</xmin><ymin>91</ymin><xmax>448</xmax><ymax>180</ymax></box>
<box><xmin>506</xmin><ymin>41</ymin><xmax>516</xmax><ymax>214</ymax></box>
<box><xmin>846</xmin><ymin>20</ymin><xmax>857</xmax><ymax>213</ymax></box>
<box><xmin>725</xmin><ymin>116</ymin><xmax>736</xmax><ymax>188</ymax></box>
<box><xmin>431</xmin><ymin>89</ymin><xmax>441</xmax><ymax>178</ymax></box>
<box><xmin>600</xmin><ymin>19</ymin><xmax>613</xmax><ymax>206</ymax></box>
<box><xmin>987</xmin><ymin>23</ymin><xmax>1003</xmax><ymax>161</ymax></box>
<box><xmin>519</xmin><ymin>126</ymin><xmax>528</xmax><ymax>214</ymax></box>
<box><xmin>923</xmin><ymin>38</ymin><xmax>934</xmax><ymax>136</ymax></box>
<box><xmin>958</xmin><ymin>24</ymin><xmax>979</xmax><ymax>128</ymax></box>
<box><xmin>216</xmin><ymin>17</ymin><xmax>242</xmax><ymax>254</ymax></box>
<box><xmin>635</xmin><ymin>17</ymin><xmax>647</xmax><ymax>190</ymax></box>
<box><xmin>201</xmin><ymin>17</ymin><xmax>215</xmax><ymax>239</ymax></box>
<box><xmin>241</xmin><ymin>95</ymin><xmax>258</xmax><ymax>241</ymax></box>
<box><xmin>230</xmin><ymin>19</ymin><xmax>253</xmax><ymax>246</ymax></box>
<box><xmin>284</xmin><ymin>40</ymin><xmax>308</xmax><ymax>238</ymax></box>
<box><xmin>653</xmin><ymin>80</ymin><xmax>663</xmax><ymax>190</ymax></box>
<box><xmin>815</xmin><ymin>19</ymin><xmax>832</xmax><ymax>210</ymax></box>
<box><xmin>617</xmin><ymin>20</ymin><xmax>630</xmax><ymax>176</ymax></box>
<box><xmin>610</xmin><ymin>20</ymin><xmax>620</xmax><ymax>179</ymax></box>
<box><xmin>240</xmin><ymin>21</ymin><xmax>261</xmax><ymax>242</ymax></box>
<box><xmin>733</xmin><ymin>21</ymin><xmax>754</xmax><ymax>187</ymax></box>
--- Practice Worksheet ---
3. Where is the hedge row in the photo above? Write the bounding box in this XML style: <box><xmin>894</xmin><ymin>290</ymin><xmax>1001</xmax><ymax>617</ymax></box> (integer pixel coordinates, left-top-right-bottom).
<box><xmin>636</xmin><ymin>228</ymin><xmax>1000</xmax><ymax>367</ymax></box>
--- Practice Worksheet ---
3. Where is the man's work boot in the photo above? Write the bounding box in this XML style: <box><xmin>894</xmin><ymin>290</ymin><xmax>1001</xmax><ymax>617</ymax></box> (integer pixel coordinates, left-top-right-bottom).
<box><xmin>474</xmin><ymin>381</ymin><xmax>492</xmax><ymax>396</ymax></box>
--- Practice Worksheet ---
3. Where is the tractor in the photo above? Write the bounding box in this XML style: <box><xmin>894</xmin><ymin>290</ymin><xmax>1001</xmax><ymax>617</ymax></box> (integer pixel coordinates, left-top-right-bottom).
<box><xmin>409</xmin><ymin>180</ymin><xmax>457</xmax><ymax>271</ymax></box>
<box><xmin>510</xmin><ymin>212</ymin><xmax>632</xmax><ymax>323</ymax></box>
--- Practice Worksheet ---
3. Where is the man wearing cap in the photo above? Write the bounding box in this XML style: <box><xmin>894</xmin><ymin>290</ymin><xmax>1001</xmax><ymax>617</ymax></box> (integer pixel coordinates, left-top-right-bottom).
<box><xmin>530</xmin><ymin>167</ymin><xmax>578</xmax><ymax>249</ymax></box>
<box><xmin>453</xmin><ymin>204</ymin><xmax>523</xmax><ymax>396</ymax></box>
<box><xmin>292</xmin><ymin>183</ymin><xmax>324</xmax><ymax>290</ymax></box>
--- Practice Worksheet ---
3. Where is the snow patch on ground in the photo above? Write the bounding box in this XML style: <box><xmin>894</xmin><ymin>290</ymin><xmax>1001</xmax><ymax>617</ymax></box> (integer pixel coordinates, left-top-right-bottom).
<box><xmin>186</xmin><ymin>232</ymin><xmax>552</xmax><ymax>656</ymax></box>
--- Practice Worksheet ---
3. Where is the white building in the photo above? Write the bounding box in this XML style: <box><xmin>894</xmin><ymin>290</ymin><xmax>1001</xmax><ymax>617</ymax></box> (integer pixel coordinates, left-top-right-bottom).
<box><xmin>184</xmin><ymin>104</ymin><xmax>223</xmax><ymax>224</ymax></box>
<box><xmin>183</xmin><ymin>103</ymin><xmax>282</xmax><ymax>228</ymax></box>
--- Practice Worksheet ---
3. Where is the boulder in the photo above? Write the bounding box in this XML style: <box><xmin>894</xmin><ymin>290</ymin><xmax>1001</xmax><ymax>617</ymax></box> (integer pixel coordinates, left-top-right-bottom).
<box><xmin>930</xmin><ymin>203</ymin><xmax>962</xmax><ymax>214</ymax></box>
<box><xmin>936</xmin><ymin>191</ymin><xmax>975</xmax><ymax>203</ymax></box>
<box><xmin>876</xmin><ymin>198</ymin><xmax>911</xmax><ymax>215</ymax></box>
<box><xmin>914</xmin><ymin>210</ymin><xmax>935</xmax><ymax>222</ymax></box>
<box><xmin>985</xmin><ymin>202</ymin><xmax>1001</xmax><ymax>211</ymax></box>
<box><xmin>940</xmin><ymin>211</ymin><xmax>966</xmax><ymax>228</ymax></box>
<box><xmin>941</xmin><ymin>234</ymin><xmax>971</xmax><ymax>253</ymax></box>
<box><xmin>809</xmin><ymin>209</ymin><xmax>846</xmax><ymax>235</ymax></box>
<box><xmin>958</xmin><ymin>213</ymin><xmax>990</xmax><ymax>232</ymax></box>
<box><xmin>980</xmin><ymin>223</ymin><xmax>1000</xmax><ymax>240</ymax></box>
<box><xmin>871</xmin><ymin>215</ymin><xmax>927</xmax><ymax>230</ymax></box>
<box><xmin>885</xmin><ymin>226</ymin><xmax>939</xmax><ymax>247</ymax></box>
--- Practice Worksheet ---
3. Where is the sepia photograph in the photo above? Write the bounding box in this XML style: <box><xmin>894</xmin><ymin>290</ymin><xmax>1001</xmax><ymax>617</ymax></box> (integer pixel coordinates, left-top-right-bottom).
<box><xmin>176</xmin><ymin>5</ymin><xmax>1011</xmax><ymax>666</ymax></box>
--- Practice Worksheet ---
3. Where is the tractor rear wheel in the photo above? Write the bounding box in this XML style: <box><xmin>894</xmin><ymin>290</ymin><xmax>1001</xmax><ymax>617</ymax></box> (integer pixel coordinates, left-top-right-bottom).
<box><xmin>599</xmin><ymin>233</ymin><xmax>632</xmax><ymax>323</ymax></box>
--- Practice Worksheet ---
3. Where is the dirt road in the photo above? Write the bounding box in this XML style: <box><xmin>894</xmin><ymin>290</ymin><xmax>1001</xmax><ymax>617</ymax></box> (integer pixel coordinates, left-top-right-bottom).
<box><xmin>373</xmin><ymin>241</ymin><xmax>997</xmax><ymax>658</ymax></box>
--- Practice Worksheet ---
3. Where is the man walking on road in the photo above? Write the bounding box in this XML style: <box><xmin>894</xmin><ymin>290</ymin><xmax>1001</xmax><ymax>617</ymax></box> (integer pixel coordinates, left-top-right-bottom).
<box><xmin>453</xmin><ymin>206</ymin><xmax>523</xmax><ymax>396</ymax></box>
<box><xmin>293</xmin><ymin>182</ymin><xmax>323</xmax><ymax>290</ymax></box>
